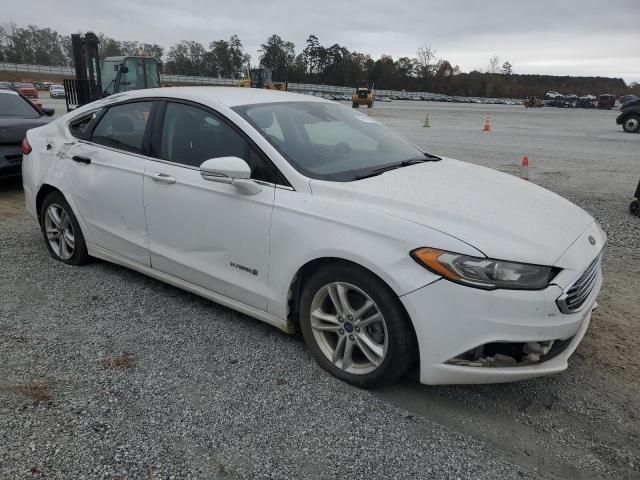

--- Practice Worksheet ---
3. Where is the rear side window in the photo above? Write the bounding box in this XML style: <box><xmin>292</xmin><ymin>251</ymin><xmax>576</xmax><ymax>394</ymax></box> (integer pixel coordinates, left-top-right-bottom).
<box><xmin>91</xmin><ymin>101</ymin><xmax>152</xmax><ymax>154</ymax></box>
<box><xmin>69</xmin><ymin>112</ymin><xmax>98</xmax><ymax>138</ymax></box>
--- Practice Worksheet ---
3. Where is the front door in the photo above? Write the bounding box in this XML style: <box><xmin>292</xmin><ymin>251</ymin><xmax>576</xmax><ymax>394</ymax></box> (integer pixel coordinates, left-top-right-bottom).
<box><xmin>65</xmin><ymin>100</ymin><xmax>153</xmax><ymax>265</ymax></box>
<box><xmin>143</xmin><ymin>101</ymin><xmax>282</xmax><ymax>310</ymax></box>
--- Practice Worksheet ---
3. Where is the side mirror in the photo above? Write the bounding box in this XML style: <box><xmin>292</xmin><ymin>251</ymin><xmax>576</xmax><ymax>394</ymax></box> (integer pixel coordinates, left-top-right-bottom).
<box><xmin>200</xmin><ymin>156</ymin><xmax>262</xmax><ymax>195</ymax></box>
<box><xmin>42</xmin><ymin>107</ymin><xmax>55</xmax><ymax>116</ymax></box>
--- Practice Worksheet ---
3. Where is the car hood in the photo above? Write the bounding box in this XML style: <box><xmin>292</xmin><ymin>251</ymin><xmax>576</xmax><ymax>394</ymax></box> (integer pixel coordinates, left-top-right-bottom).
<box><xmin>310</xmin><ymin>158</ymin><xmax>595</xmax><ymax>266</ymax></box>
<box><xmin>0</xmin><ymin>116</ymin><xmax>51</xmax><ymax>145</ymax></box>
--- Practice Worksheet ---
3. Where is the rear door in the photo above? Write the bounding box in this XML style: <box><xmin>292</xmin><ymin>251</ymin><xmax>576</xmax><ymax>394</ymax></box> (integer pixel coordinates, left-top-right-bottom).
<box><xmin>142</xmin><ymin>100</ymin><xmax>282</xmax><ymax>310</ymax></box>
<box><xmin>65</xmin><ymin>100</ymin><xmax>154</xmax><ymax>265</ymax></box>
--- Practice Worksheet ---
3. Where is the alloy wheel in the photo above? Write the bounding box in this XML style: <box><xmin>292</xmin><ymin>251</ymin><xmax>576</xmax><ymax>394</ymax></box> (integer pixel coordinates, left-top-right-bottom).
<box><xmin>624</xmin><ymin>117</ymin><xmax>639</xmax><ymax>132</ymax></box>
<box><xmin>44</xmin><ymin>203</ymin><xmax>75</xmax><ymax>260</ymax></box>
<box><xmin>309</xmin><ymin>282</ymin><xmax>388</xmax><ymax>375</ymax></box>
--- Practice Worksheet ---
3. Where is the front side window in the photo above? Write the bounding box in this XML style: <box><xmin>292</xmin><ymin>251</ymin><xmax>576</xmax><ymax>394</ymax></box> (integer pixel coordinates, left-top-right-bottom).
<box><xmin>158</xmin><ymin>102</ymin><xmax>279</xmax><ymax>183</ymax></box>
<box><xmin>91</xmin><ymin>101</ymin><xmax>152</xmax><ymax>154</ymax></box>
<box><xmin>234</xmin><ymin>101</ymin><xmax>425</xmax><ymax>181</ymax></box>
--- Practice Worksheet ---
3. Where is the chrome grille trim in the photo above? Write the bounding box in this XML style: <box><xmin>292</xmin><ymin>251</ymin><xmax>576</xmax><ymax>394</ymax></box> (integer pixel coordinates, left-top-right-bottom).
<box><xmin>556</xmin><ymin>254</ymin><xmax>602</xmax><ymax>314</ymax></box>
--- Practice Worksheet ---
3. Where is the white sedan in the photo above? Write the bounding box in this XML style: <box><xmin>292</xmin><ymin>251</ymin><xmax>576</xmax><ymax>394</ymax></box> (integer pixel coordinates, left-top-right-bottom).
<box><xmin>21</xmin><ymin>87</ymin><xmax>605</xmax><ymax>388</ymax></box>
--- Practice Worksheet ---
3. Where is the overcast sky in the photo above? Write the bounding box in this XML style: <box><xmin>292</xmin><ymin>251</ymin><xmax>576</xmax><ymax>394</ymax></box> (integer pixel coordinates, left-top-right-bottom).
<box><xmin>5</xmin><ymin>0</ymin><xmax>640</xmax><ymax>83</ymax></box>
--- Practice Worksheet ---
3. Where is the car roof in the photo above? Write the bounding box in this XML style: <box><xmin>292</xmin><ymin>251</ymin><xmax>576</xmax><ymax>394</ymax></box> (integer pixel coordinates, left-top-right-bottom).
<box><xmin>105</xmin><ymin>86</ymin><xmax>331</xmax><ymax>108</ymax></box>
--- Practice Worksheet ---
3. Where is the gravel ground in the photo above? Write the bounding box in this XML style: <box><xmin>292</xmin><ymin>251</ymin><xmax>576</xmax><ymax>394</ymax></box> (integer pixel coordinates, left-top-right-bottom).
<box><xmin>1</xmin><ymin>100</ymin><xmax>639</xmax><ymax>479</ymax></box>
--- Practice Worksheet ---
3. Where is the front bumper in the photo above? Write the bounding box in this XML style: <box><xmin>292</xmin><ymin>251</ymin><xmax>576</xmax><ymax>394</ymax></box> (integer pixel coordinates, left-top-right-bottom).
<box><xmin>402</xmin><ymin>222</ymin><xmax>605</xmax><ymax>385</ymax></box>
<box><xmin>0</xmin><ymin>145</ymin><xmax>22</xmax><ymax>179</ymax></box>
<box><xmin>401</xmin><ymin>280</ymin><xmax>598</xmax><ymax>385</ymax></box>
<box><xmin>616</xmin><ymin>113</ymin><xmax>625</xmax><ymax>125</ymax></box>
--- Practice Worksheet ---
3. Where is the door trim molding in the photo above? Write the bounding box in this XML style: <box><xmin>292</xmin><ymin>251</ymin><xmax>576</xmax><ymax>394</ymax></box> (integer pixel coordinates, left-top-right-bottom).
<box><xmin>87</xmin><ymin>243</ymin><xmax>294</xmax><ymax>334</ymax></box>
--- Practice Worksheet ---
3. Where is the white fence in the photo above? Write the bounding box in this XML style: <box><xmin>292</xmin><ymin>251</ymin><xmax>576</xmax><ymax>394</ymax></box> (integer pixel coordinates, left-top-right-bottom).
<box><xmin>0</xmin><ymin>61</ymin><xmax>519</xmax><ymax>102</ymax></box>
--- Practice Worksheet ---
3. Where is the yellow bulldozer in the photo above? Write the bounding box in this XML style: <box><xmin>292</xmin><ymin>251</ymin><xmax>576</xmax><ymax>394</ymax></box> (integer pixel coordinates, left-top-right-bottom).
<box><xmin>239</xmin><ymin>68</ymin><xmax>287</xmax><ymax>91</ymax></box>
<box><xmin>352</xmin><ymin>82</ymin><xmax>375</xmax><ymax>108</ymax></box>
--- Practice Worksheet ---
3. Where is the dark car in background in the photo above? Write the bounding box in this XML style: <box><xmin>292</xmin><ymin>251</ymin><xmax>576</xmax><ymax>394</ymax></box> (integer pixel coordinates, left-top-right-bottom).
<box><xmin>597</xmin><ymin>94</ymin><xmax>616</xmax><ymax>109</ymax></box>
<box><xmin>0</xmin><ymin>87</ymin><xmax>54</xmax><ymax>180</ymax></box>
<box><xmin>616</xmin><ymin>98</ymin><xmax>640</xmax><ymax>133</ymax></box>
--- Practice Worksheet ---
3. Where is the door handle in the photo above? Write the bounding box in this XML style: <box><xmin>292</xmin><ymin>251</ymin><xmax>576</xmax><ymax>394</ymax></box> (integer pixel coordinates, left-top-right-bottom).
<box><xmin>72</xmin><ymin>155</ymin><xmax>91</xmax><ymax>164</ymax></box>
<box><xmin>150</xmin><ymin>172</ymin><xmax>176</xmax><ymax>184</ymax></box>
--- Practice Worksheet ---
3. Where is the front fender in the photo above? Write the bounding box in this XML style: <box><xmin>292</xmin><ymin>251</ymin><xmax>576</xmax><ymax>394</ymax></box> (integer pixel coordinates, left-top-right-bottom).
<box><xmin>267</xmin><ymin>188</ymin><xmax>484</xmax><ymax>320</ymax></box>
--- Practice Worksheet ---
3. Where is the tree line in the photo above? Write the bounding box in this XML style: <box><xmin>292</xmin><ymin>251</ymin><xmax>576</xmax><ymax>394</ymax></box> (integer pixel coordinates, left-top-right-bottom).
<box><xmin>1</xmin><ymin>22</ymin><xmax>638</xmax><ymax>97</ymax></box>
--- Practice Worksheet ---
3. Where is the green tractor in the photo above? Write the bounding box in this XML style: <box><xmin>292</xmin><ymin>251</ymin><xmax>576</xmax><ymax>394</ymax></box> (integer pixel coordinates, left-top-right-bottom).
<box><xmin>64</xmin><ymin>32</ymin><xmax>161</xmax><ymax>111</ymax></box>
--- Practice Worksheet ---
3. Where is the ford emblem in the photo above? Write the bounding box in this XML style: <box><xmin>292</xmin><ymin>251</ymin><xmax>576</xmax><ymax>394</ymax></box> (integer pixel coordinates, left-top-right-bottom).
<box><xmin>588</xmin><ymin>236</ymin><xmax>596</xmax><ymax>245</ymax></box>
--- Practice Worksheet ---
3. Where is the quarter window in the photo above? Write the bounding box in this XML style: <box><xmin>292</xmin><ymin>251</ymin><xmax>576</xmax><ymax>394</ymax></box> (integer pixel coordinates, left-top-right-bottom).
<box><xmin>91</xmin><ymin>101</ymin><xmax>152</xmax><ymax>154</ymax></box>
<box><xmin>159</xmin><ymin>102</ymin><xmax>280</xmax><ymax>184</ymax></box>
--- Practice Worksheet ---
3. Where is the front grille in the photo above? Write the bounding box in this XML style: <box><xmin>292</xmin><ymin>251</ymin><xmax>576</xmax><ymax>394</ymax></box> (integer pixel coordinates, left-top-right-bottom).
<box><xmin>556</xmin><ymin>254</ymin><xmax>602</xmax><ymax>314</ymax></box>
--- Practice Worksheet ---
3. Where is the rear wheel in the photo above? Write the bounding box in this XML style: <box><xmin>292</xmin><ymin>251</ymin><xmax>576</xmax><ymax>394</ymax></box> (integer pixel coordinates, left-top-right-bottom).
<box><xmin>299</xmin><ymin>263</ymin><xmax>417</xmax><ymax>388</ymax></box>
<box><xmin>622</xmin><ymin>114</ymin><xmax>640</xmax><ymax>133</ymax></box>
<box><xmin>352</xmin><ymin>102</ymin><xmax>359</xmax><ymax>108</ymax></box>
<box><xmin>631</xmin><ymin>199</ymin><xmax>640</xmax><ymax>217</ymax></box>
<box><xmin>39</xmin><ymin>191</ymin><xmax>89</xmax><ymax>265</ymax></box>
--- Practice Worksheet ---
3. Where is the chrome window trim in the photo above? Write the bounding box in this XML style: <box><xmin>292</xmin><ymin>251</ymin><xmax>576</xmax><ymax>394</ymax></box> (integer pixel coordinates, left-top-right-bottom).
<box><xmin>76</xmin><ymin>140</ymin><xmax>296</xmax><ymax>191</ymax></box>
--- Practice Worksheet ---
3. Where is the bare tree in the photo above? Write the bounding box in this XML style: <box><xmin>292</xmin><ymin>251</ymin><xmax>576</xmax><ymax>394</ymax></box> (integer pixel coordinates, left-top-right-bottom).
<box><xmin>501</xmin><ymin>61</ymin><xmax>513</xmax><ymax>75</ymax></box>
<box><xmin>488</xmin><ymin>55</ymin><xmax>500</xmax><ymax>74</ymax></box>
<box><xmin>416</xmin><ymin>43</ymin><xmax>437</xmax><ymax>76</ymax></box>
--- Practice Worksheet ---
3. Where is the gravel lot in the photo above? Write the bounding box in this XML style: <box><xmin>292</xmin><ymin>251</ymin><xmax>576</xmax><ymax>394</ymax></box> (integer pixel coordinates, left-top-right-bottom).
<box><xmin>1</xmin><ymin>97</ymin><xmax>639</xmax><ymax>479</ymax></box>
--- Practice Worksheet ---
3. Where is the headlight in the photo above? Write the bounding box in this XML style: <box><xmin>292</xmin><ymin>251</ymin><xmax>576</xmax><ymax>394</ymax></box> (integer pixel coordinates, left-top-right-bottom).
<box><xmin>411</xmin><ymin>248</ymin><xmax>558</xmax><ymax>290</ymax></box>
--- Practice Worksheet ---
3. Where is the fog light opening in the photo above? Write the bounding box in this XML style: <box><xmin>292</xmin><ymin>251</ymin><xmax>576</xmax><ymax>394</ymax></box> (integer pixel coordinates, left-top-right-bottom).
<box><xmin>447</xmin><ymin>338</ymin><xmax>573</xmax><ymax>367</ymax></box>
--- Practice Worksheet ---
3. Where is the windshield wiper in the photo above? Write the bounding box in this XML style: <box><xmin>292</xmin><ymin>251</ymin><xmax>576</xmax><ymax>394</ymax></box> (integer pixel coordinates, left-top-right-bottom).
<box><xmin>355</xmin><ymin>154</ymin><xmax>440</xmax><ymax>180</ymax></box>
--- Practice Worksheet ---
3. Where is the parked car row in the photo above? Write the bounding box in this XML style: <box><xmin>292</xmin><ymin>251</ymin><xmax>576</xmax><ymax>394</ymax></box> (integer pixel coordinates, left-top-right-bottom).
<box><xmin>544</xmin><ymin>91</ymin><xmax>637</xmax><ymax>109</ymax></box>
<box><xmin>0</xmin><ymin>81</ymin><xmax>66</xmax><ymax>99</ymax></box>
<box><xmin>300</xmin><ymin>90</ymin><xmax>523</xmax><ymax>105</ymax></box>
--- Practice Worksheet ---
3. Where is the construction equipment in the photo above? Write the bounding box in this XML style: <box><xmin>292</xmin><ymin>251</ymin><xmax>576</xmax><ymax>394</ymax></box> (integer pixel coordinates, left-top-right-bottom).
<box><xmin>239</xmin><ymin>68</ymin><xmax>287</xmax><ymax>91</ymax></box>
<box><xmin>63</xmin><ymin>32</ymin><xmax>161</xmax><ymax>111</ymax></box>
<box><xmin>352</xmin><ymin>82</ymin><xmax>374</xmax><ymax>108</ymax></box>
<box><xmin>524</xmin><ymin>96</ymin><xmax>543</xmax><ymax>108</ymax></box>
<box><xmin>630</xmin><ymin>178</ymin><xmax>640</xmax><ymax>217</ymax></box>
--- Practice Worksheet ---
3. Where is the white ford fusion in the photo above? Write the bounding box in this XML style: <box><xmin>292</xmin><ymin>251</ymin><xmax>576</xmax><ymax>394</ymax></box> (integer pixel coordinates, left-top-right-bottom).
<box><xmin>22</xmin><ymin>87</ymin><xmax>605</xmax><ymax>388</ymax></box>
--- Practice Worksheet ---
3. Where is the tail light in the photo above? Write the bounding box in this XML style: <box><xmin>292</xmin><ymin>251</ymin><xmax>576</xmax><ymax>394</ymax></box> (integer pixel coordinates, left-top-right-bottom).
<box><xmin>22</xmin><ymin>137</ymin><xmax>32</xmax><ymax>155</ymax></box>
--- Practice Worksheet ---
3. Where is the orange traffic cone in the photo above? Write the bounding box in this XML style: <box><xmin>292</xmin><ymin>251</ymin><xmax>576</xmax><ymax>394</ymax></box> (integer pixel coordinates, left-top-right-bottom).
<box><xmin>521</xmin><ymin>156</ymin><xmax>529</xmax><ymax>180</ymax></box>
<box><xmin>482</xmin><ymin>114</ymin><xmax>492</xmax><ymax>132</ymax></box>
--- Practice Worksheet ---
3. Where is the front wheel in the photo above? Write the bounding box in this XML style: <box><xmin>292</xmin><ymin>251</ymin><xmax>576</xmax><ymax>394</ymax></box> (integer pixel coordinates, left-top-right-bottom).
<box><xmin>352</xmin><ymin>102</ymin><xmax>359</xmax><ymax>108</ymax></box>
<box><xmin>299</xmin><ymin>264</ymin><xmax>417</xmax><ymax>388</ymax></box>
<box><xmin>622</xmin><ymin>114</ymin><xmax>640</xmax><ymax>133</ymax></box>
<box><xmin>631</xmin><ymin>199</ymin><xmax>640</xmax><ymax>217</ymax></box>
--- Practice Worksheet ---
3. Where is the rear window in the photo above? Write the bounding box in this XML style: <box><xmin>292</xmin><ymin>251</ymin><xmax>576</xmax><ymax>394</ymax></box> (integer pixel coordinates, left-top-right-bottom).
<box><xmin>0</xmin><ymin>90</ymin><xmax>39</xmax><ymax>118</ymax></box>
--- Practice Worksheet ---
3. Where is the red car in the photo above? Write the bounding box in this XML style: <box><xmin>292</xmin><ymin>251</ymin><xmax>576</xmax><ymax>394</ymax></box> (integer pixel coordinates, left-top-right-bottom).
<box><xmin>14</xmin><ymin>83</ymin><xmax>38</xmax><ymax>99</ymax></box>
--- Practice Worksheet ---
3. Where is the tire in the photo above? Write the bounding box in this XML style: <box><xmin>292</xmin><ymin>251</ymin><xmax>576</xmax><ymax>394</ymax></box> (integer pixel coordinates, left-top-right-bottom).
<box><xmin>299</xmin><ymin>263</ymin><xmax>417</xmax><ymax>388</ymax></box>
<box><xmin>352</xmin><ymin>102</ymin><xmax>359</xmax><ymax>108</ymax></box>
<box><xmin>622</xmin><ymin>114</ymin><xmax>640</xmax><ymax>133</ymax></box>
<box><xmin>367</xmin><ymin>101</ymin><xmax>374</xmax><ymax>108</ymax></box>
<box><xmin>39</xmin><ymin>191</ymin><xmax>89</xmax><ymax>265</ymax></box>
<box><xmin>631</xmin><ymin>199</ymin><xmax>640</xmax><ymax>217</ymax></box>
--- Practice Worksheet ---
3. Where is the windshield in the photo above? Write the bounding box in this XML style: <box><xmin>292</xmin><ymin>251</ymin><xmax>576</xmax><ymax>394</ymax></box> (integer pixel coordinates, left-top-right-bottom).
<box><xmin>0</xmin><ymin>90</ymin><xmax>39</xmax><ymax>118</ymax></box>
<box><xmin>234</xmin><ymin>101</ymin><xmax>424</xmax><ymax>181</ymax></box>
<box><xmin>101</xmin><ymin>60</ymin><xmax>119</xmax><ymax>95</ymax></box>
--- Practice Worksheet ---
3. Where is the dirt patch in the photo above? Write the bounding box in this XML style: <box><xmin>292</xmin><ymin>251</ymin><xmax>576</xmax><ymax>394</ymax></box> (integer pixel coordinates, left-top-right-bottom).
<box><xmin>100</xmin><ymin>352</ymin><xmax>136</xmax><ymax>369</ymax></box>
<box><xmin>579</xmin><ymin>270</ymin><xmax>640</xmax><ymax>386</ymax></box>
<box><xmin>9</xmin><ymin>383</ymin><xmax>50</xmax><ymax>403</ymax></box>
